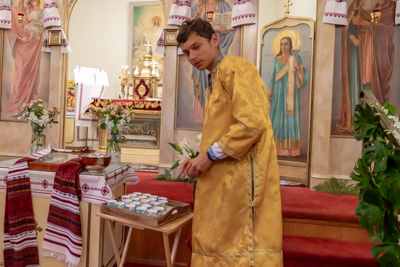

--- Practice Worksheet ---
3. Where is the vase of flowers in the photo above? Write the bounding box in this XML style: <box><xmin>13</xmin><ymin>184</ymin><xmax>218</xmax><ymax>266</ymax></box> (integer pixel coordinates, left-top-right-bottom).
<box><xmin>14</xmin><ymin>99</ymin><xmax>60</xmax><ymax>155</ymax></box>
<box><xmin>92</xmin><ymin>100</ymin><xmax>135</xmax><ymax>163</ymax></box>
<box><xmin>31</xmin><ymin>123</ymin><xmax>47</xmax><ymax>154</ymax></box>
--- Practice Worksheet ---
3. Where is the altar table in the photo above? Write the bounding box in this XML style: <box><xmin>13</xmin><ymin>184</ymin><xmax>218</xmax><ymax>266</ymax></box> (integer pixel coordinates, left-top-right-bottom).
<box><xmin>0</xmin><ymin>156</ymin><xmax>139</xmax><ymax>267</ymax></box>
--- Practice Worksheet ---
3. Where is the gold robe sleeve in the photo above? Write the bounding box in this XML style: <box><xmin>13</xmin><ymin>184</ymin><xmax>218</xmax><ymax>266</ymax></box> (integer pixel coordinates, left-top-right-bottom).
<box><xmin>216</xmin><ymin>58</ymin><xmax>270</xmax><ymax>160</ymax></box>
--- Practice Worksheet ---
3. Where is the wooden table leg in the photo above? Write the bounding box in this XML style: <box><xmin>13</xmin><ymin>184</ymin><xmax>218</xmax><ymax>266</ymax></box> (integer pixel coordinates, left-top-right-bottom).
<box><xmin>162</xmin><ymin>227</ymin><xmax>183</xmax><ymax>267</ymax></box>
<box><xmin>119</xmin><ymin>227</ymin><xmax>133</xmax><ymax>267</ymax></box>
<box><xmin>106</xmin><ymin>219</ymin><xmax>121</xmax><ymax>266</ymax></box>
<box><xmin>162</xmin><ymin>232</ymin><xmax>172</xmax><ymax>267</ymax></box>
<box><xmin>171</xmin><ymin>227</ymin><xmax>182</xmax><ymax>264</ymax></box>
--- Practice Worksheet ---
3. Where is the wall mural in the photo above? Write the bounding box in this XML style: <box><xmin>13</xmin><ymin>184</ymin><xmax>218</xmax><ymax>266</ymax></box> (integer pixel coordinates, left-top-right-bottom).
<box><xmin>260</xmin><ymin>17</ymin><xmax>314</xmax><ymax>164</ymax></box>
<box><xmin>0</xmin><ymin>0</ymin><xmax>50</xmax><ymax>121</ymax></box>
<box><xmin>129</xmin><ymin>2</ymin><xmax>165</xmax><ymax>86</ymax></box>
<box><xmin>331</xmin><ymin>0</ymin><xmax>400</xmax><ymax>136</ymax></box>
<box><xmin>175</xmin><ymin>0</ymin><xmax>241</xmax><ymax>130</ymax></box>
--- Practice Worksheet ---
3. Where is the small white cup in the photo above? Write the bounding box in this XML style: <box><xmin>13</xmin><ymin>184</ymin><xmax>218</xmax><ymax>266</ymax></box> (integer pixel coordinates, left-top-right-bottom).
<box><xmin>141</xmin><ymin>199</ymin><xmax>151</xmax><ymax>204</ymax></box>
<box><xmin>125</xmin><ymin>203</ymin><xmax>136</xmax><ymax>212</ymax></box>
<box><xmin>154</xmin><ymin>207</ymin><xmax>165</xmax><ymax>216</ymax></box>
<box><xmin>121</xmin><ymin>195</ymin><xmax>130</xmax><ymax>201</ymax></box>
<box><xmin>150</xmin><ymin>201</ymin><xmax>161</xmax><ymax>208</ymax></box>
<box><xmin>159</xmin><ymin>200</ymin><xmax>168</xmax><ymax>209</ymax></box>
<box><xmin>136</xmin><ymin>206</ymin><xmax>147</xmax><ymax>214</ymax></box>
<box><xmin>107</xmin><ymin>200</ymin><xmax>117</xmax><ymax>207</ymax></box>
<box><xmin>122</xmin><ymin>199</ymin><xmax>132</xmax><ymax>204</ymax></box>
<box><xmin>115</xmin><ymin>202</ymin><xmax>125</xmax><ymax>209</ymax></box>
<box><xmin>141</xmin><ymin>204</ymin><xmax>152</xmax><ymax>209</ymax></box>
<box><xmin>158</xmin><ymin>197</ymin><xmax>168</xmax><ymax>202</ymax></box>
<box><xmin>146</xmin><ymin>209</ymin><xmax>159</xmax><ymax>217</ymax></box>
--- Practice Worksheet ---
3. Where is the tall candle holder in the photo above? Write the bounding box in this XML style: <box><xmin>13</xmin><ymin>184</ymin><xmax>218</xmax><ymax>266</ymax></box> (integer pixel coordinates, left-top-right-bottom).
<box><xmin>119</xmin><ymin>65</ymin><xmax>130</xmax><ymax>99</ymax></box>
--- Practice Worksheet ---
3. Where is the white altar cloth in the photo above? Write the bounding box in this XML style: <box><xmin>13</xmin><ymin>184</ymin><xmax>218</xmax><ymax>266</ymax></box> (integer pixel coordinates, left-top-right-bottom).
<box><xmin>0</xmin><ymin>161</ymin><xmax>139</xmax><ymax>205</ymax></box>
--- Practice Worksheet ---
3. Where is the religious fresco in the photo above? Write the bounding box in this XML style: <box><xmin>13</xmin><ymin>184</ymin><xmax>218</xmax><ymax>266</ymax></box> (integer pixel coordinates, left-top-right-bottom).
<box><xmin>331</xmin><ymin>0</ymin><xmax>400</xmax><ymax>136</ymax></box>
<box><xmin>129</xmin><ymin>2</ymin><xmax>165</xmax><ymax>85</ymax></box>
<box><xmin>0</xmin><ymin>0</ymin><xmax>50</xmax><ymax>121</ymax></box>
<box><xmin>175</xmin><ymin>0</ymin><xmax>241</xmax><ymax>130</ymax></box>
<box><xmin>260</xmin><ymin>19</ymin><xmax>314</xmax><ymax>164</ymax></box>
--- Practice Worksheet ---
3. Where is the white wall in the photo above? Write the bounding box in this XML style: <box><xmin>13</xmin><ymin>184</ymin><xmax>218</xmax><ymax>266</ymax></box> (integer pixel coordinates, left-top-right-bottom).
<box><xmin>68</xmin><ymin>0</ymin><xmax>155</xmax><ymax>98</ymax></box>
<box><xmin>68</xmin><ymin>0</ymin><xmax>317</xmax><ymax>98</ymax></box>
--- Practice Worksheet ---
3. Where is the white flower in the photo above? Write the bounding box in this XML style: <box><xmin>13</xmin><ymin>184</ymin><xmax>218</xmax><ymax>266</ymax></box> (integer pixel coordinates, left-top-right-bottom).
<box><xmin>196</xmin><ymin>134</ymin><xmax>202</xmax><ymax>144</ymax></box>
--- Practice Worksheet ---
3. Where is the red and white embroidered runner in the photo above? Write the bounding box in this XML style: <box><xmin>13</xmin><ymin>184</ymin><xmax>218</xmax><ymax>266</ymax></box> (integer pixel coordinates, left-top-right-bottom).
<box><xmin>3</xmin><ymin>147</ymin><xmax>52</xmax><ymax>267</ymax></box>
<box><xmin>41</xmin><ymin>159</ymin><xmax>84</xmax><ymax>267</ymax></box>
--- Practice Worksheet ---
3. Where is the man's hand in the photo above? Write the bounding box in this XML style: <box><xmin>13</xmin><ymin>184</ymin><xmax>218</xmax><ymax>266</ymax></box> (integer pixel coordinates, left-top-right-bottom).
<box><xmin>179</xmin><ymin>152</ymin><xmax>214</xmax><ymax>178</ymax></box>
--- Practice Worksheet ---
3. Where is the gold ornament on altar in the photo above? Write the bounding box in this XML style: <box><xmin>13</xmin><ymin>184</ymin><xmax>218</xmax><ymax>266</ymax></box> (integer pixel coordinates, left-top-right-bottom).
<box><xmin>121</xmin><ymin>41</ymin><xmax>159</xmax><ymax>100</ymax></box>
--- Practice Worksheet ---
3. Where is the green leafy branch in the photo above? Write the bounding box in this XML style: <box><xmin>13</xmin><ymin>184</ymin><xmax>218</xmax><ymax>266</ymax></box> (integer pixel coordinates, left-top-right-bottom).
<box><xmin>352</xmin><ymin>103</ymin><xmax>400</xmax><ymax>266</ymax></box>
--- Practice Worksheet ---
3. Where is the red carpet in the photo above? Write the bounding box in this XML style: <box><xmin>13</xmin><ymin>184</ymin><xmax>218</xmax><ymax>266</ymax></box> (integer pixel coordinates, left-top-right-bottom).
<box><xmin>281</xmin><ymin>186</ymin><xmax>359</xmax><ymax>223</ymax></box>
<box><xmin>129</xmin><ymin>172</ymin><xmax>359</xmax><ymax>223</ymax></box>
<box><xmin>283</xmin><ymin>235</ymin><xmax>377</xmax><ymax>267</ymax></box>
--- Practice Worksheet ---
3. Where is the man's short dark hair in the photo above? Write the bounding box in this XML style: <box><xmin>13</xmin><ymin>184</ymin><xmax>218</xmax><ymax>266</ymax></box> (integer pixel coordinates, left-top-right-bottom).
<box><xmin>177</xmin><ymin>18</ymin><xmax>215</xmax><ymax>45</ymax></box>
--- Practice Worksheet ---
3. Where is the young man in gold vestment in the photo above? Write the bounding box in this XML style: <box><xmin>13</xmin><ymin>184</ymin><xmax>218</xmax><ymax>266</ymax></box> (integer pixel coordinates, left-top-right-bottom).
<box><xmin>177</xmin><ymin>18</ymin><xmax>283</xmax><ymax>266</ymax></box>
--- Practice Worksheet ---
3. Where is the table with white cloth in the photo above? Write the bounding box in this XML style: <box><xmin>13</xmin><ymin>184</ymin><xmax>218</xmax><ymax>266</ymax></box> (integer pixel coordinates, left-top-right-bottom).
<box><xmin>0</xmin><ymin>156</ymin><xmax>138</xmax><ymax>267</ymax></box>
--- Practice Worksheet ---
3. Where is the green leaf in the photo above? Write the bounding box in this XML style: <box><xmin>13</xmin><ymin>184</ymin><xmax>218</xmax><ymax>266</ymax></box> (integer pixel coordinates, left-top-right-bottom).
<box><xmin>379</xmin><ymin>163</ymin><xmax>400</xmax><ymax>211</ymax></box>
<box><xmin>170</xmin><ymin>160</ymin><xmax>180</xmax><ymax>170</ymax></box>
<box><xmin>353</xmin><ymin>104</ymin><xmax>380</xmax><ymax>141</ymax></box>
<box><xmin>168</xmin><ymin>142</ymin><xmax>183</xmax><ymax>154</ymax></box>
<box><xmin>372</xmin><ymin>243</ymin><xmax>390</xmax><ymax>259</ymax></box>
<box><xmin>383</xmin><ymin>102</ymin><xmax>397</xmax><ymax>116</ymax></box>
<box><xmin>362</xmin><ymin>139</ymin><xmax>389</xmax><ymax>172</ymax></box>
<box><xmin>313</xmin><ymin>177</ymin><xmax>360</xmax><ymax>196</ymax></box>
<box><xmin>362</xmin><ymin>189</ymin><xmax>384</xmax><ymax>208</ymax></box>
<box><xmin>355</xmin><ymin>200</ymin><xmax>384</xmax><ymax>237</ymax></box>
<box><xmin>350</xmin><ymin>159</ymin><xmax>372</xmax><ymax>191</ymax></box>
<box><xmin>155</xmin><ymin>169</ymin><xmax>172</xmax><ymax>180</ymax></box>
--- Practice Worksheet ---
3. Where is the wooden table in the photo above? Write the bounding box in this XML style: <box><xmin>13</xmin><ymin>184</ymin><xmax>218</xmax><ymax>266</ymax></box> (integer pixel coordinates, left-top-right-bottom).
<box><xmin>97</xmin><ymin>212</ymin><xmax>193</xmax><ymax>267</ymax></box>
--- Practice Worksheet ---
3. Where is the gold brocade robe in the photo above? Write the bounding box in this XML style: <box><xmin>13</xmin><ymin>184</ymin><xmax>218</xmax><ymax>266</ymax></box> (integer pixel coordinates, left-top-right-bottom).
<box><xmin>192</xmin><ymin>55</ymin><xmax>283</xmax><ymax>266</ymax></box>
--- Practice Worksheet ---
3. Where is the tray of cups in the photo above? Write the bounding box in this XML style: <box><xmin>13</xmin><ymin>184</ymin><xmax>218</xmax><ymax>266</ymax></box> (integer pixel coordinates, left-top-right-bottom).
<box><xmin>100</xmin><ymin>192</ymin><xmax>191</xmax><ymax>227</ymax></box>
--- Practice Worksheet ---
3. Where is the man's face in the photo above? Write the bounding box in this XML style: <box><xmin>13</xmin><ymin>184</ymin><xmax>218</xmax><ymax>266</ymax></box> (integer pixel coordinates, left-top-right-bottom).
<box><xmin>180</xmin><ymin>32</ymin><xmax>220</xmax><ymax>72</ymax></box>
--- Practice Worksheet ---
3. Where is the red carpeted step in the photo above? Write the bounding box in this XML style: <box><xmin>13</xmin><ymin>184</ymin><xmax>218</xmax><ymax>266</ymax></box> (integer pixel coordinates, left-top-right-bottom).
<box><xmin>283</xmin><ymin>235</ymin><xmax>379</xmax><ymax>267</ymax></box>
<box><xmin>281</xmin><ymin>186</ymin><xmax>360</xmax><ymax>223</ymax></box>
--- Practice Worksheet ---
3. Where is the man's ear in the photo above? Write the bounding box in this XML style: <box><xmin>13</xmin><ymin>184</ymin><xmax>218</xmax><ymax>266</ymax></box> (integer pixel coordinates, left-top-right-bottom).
<box><xmin>210</xmin><ymin>33</ymin><xmax>219</xmax><ymax>48</ymax></box>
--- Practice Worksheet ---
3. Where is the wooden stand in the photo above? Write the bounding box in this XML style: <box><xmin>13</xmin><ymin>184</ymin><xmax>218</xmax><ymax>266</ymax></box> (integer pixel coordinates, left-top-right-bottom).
<box><xmin>97</xmin><ymin>212</ymin><xmax>193</xmax><ymax>267</ymax></box>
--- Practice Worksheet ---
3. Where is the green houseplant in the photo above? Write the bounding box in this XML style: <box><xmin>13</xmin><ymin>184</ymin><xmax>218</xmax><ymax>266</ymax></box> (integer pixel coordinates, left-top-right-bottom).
<box><xmin>352</xmin><ymin>94</ymin><xmax>400</xmax><ymax>266</ymax></box>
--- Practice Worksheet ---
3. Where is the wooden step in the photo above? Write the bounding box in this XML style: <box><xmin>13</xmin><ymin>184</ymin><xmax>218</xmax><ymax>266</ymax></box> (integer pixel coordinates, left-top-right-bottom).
<box><xmin>283</xmin><ymin>217</ymin><xmax>371</xmax><ymax>243</ymax></box>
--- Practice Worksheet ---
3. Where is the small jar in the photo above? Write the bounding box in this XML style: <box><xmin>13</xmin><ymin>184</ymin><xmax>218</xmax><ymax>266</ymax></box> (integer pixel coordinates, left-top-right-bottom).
<box><xmin>136</xmin><ymin>206</ymin><xmax>147</xmax><ymax>214</ymax></box>
<box><xmin>146</xmin><ymin>209</ymin><xmax>159</xmax><ymax>217</ymax></box>
<box><xmin>107</xmin><ymin>200</ymin><xmax>117</xmax><ymax>207</ymax></box>
<box><xmin>125</xmin><ymin>203</ymin><xmax>137</xmax><ymax>212</ymax></box>
<box><xmin>154</xmin><ymin>207</ymin><xmax>165</xmax><ymax>216</ymax></box>
<box><xmin>115</xmin><ymin>202</ymin><xmax>125</xmax><ymax>209</ymax></box>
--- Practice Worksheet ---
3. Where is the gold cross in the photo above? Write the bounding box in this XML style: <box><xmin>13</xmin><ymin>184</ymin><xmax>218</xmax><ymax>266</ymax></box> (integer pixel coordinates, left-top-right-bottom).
<box><xmin>151</xmin><ymin>59</ymin><xmax>158</xmax><ymax>69</ymax></box>
<box><xmin>283</xmin><ymin>0</ymin><xmax>293</xmax><ymax>15</ymax></box>
<box><xmin>144</xmin><ymin>41</ymin><xmax>152</xmax><ymax>53</ymax></box>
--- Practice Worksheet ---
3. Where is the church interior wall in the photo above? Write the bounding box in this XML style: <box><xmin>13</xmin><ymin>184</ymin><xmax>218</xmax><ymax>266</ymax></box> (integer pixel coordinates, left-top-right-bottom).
<box><xmin>0</xmin><ymin>0</ymin><xmax>364</xmax><ymax>186</ymax></box>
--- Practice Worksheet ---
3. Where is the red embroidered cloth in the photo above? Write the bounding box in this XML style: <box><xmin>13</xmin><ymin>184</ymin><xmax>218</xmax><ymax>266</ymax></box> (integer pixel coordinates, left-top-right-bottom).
<box><xmin>3</xmin><ymin>147</ymin><xmax>53</xmax><ymax>267</ymax></box>
<box><xmin>41</xmin><ymin>159</ymin><xmax>84</xmax><ymax>266</ymax></box>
